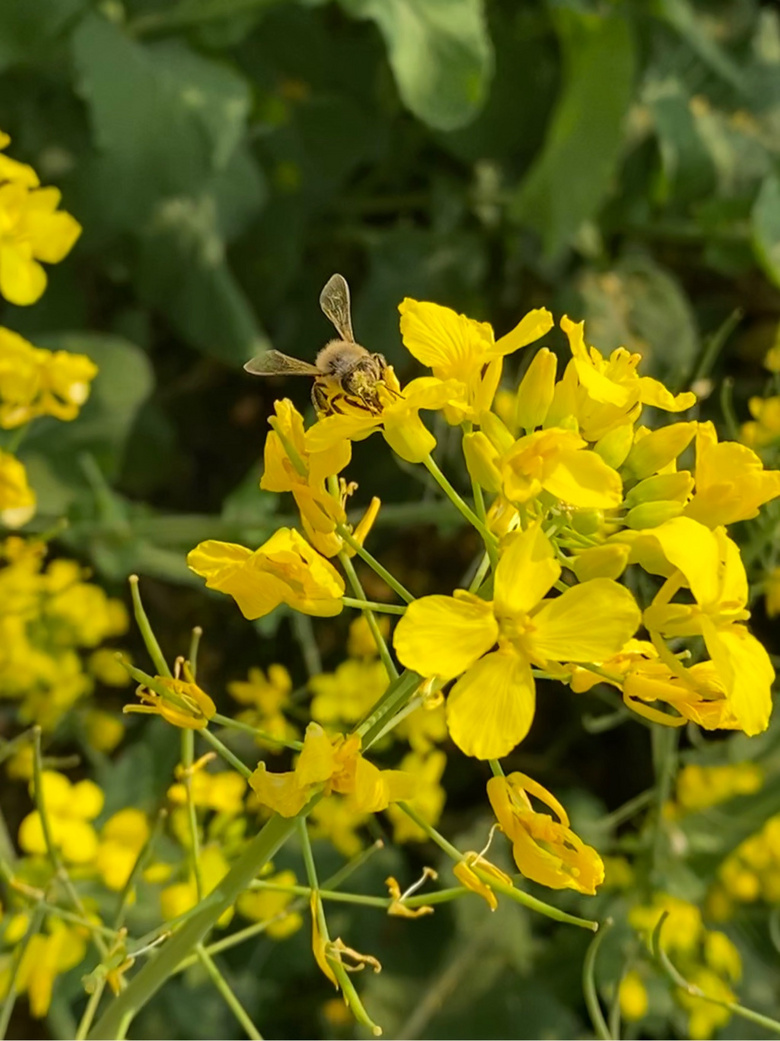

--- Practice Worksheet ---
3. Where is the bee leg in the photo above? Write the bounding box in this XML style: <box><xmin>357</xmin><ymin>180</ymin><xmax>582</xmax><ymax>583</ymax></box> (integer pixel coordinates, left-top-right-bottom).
<box><xmin>312</xmin><ymin>382</ymin><xmax>330</xmax><ymax>415</ymax></box>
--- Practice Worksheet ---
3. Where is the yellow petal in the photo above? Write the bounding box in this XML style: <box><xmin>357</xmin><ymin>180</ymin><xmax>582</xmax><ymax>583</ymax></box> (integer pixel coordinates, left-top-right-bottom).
<box><xmin>382</xmin><ymin>409</ymin><xmax>436</xmax><ymax>463</ymax></box>
<box><xmin>399</xmin><ymin>298</ymin><xmax>494</xmax><ymax>370</ymax></box>
<box><xmin>544</xmin><ymin>447</ymin><xmax>623</xmax><ymax>508</ymax></box>
<box><xmin>492</xmin><ymin>308</ymin><xmax>553</xmax><ymax>357</ymax></box>
<box><xmin>494</xmin><ymin>523</ymin><xmax>559</xmax><ymax>616</ymax></box>
<box><xmin>296</xmin><ymin>722</ymin><xmax>338</xmax><ymax>785</ymax></box>
<box><xmin>393</xmin><ymin>594</ymin><xmax>498</xmax><ymax>679</ymax></box>
<box><xmin>446</xmin><ymin>650</ymin><xmax>535</xmax><ymax>759</ymax></box>
<box><xmin>248</xmin><ymin>764</ymin><xmax>310</xmax><ymax>817</ymax></box>
<box><xmin>530</xmin><ymin>579</ymin><xmax>640</xmax><ymax>664</ymax></box>
<box><xmin>701</xmin><ymin>619</ymin><xmax>774</xmax><ymax>736</ymax></box>
<box><xmin>0</xmin><ymin>243</ymin><xmax>46</xmax><ymax>305</ymax></box>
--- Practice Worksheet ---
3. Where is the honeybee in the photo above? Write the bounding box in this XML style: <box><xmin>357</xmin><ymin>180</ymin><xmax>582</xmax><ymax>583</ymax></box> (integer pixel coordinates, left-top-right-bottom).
<box><xmin>244</xmin><ymin>274</ymin><xmax>390</xmax><ymax>415</ymax></box>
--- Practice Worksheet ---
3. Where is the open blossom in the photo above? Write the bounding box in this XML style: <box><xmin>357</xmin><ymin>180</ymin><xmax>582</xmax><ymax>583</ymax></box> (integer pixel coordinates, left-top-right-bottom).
<box><xmin>18</xmin><ymin>770</ymin><xmax>104</xmax><ymax>864</ymax></box>
<box><xmin>305</xmin><ymin>366</ymin><xmax>463</xmax><ymax>464</ymax></box>
<box><xmin>249</xmin><ymin>721</ymin><xmax>415</xmax><ymax>817</ymax></box>
<box><xmin>548</xmin><ymin>316</ymin><xmax>696</xmax><ymax>441</ymax></box>
<box><xmin>187</xmin><ymin>527</ymin><xmax>345</xmax><ymax>619</ymax></box>
<box><xmin>399</xmin><ymin>298</ymin><xmax>554</xmax><ymax>422</ymax></box>
<box><xmin>487</xmin><ymin>773</ymin><xmax>604</xmax><ymax>894</ymax></box>
<box><xmin>0</xmin><ymin>131</ymin><xmax>81</xmax><ymax>305</ymax></box>
<box><xmin>0</xmin><ymin>449</ymin><xmax>36</xmax><ymax>527</ymax></box>
<box><xmin>394</xmin><ymin>523</ymin><xmax>641</xmax><ymax>759</ymax></box>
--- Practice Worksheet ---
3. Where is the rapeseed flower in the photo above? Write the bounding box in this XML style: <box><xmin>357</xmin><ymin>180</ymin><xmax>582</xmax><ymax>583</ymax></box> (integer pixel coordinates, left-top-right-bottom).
<box><xmin>671</xmin><ymin>762</ymin><xmax>763</xmax><ymax>816</ymax></box>
<box><xmin>249</xmin><ymin>721</ymin><xmax>415</xmax><ymax>817</ymax></box>
<box><xmin>0</xmin><ymin>449</ymin><xmax>35</xmax><ymax>527</ymax></box>
<box><xmin>398</xmin><ymin>298</ymin><xmax>553</xmax><ymax>422</ymax></box>
<box><xmin>188</xmin><ymin>528</ymin><xmax>345</xmax><ymax>618</ymax></box>
<box><xmin>96</xmin><ymin>809</ymin><xmax>150</xmax><ymax>891</ymax></box>
<box><xmin>228</xmin><ymin>664</ymin><xmax>298</xmax><ymax>748</ymax></box>
<box><xmin>18</xmin><ymin>770</ymin><xmax>104</xmax><ymax>864</ymax></box>
<box><xmin>0</xmin><ymin>327</ymin><xmax>97</xmax><ymax>428</ymax></box>
<box><xmin>487</xmin><ymin>773</ymin><xmax>604</xmax><ymax>894</ymax></box>
<box><xmin>126</xmin><ymin>670</ymin><xmax>216</xmax><ymax>730</ymax></box>
<box><xmin>394</xmin><ymin>523</ymin><xmax>640</xmax><ymax>758</ymax></box>
<box><xmin>386</xmin><ymin>750</ymin><xmax>446</xmax><ymax>843</ymax></box>
<box><xmin>1</xmin><ymin>919</ymin><xmax>87</xmax><ymax>1017</ymax></box>
<box><xmin>236</xmin><ymin>869</ymin><xmax>303</xmax><ymax>938</ymax></box>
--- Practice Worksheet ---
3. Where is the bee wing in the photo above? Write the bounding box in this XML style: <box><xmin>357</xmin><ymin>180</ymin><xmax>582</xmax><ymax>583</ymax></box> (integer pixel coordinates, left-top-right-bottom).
<box><xmin>243</xmin><ymin>350</ymin><xmax>320</xmax><ymax>377</ymax></box>
<box><xmin>319</xmin><ymin>273</ymin><xmax>355</xmax><ymax>343</ymax></box>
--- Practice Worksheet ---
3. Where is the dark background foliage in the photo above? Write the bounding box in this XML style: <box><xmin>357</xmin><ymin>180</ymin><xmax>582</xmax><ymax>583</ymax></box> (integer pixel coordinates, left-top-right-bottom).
<box><xmin>3</xmin><ymin>0</ymin><xmax>780</xmax><ymax>1037</ymax></box>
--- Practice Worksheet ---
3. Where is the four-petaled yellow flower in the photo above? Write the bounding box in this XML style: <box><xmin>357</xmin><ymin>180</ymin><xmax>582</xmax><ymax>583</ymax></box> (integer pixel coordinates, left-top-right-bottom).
<box><xmin>394</xmin><ymin>523</ymin><xmax>641</xmax><ymax>758</ymax></box>
<box><xmin>18</xmin><ymin>770</ymin><xmax>104</xmax><ymax>864</ymax></box>
<box><xmin>487</xmin><ymin>772</ymin><xmax>604</xmax><ymax>894</ymax></box>
<box><xmin>187</xmin><ymin>527</ymin><xmax>345</xmax><ymax>619</ymax></box>
<box><xmin>0</xmin><ymin>131</ymin><xmax>81</xmax><ymax>305</ymax></box>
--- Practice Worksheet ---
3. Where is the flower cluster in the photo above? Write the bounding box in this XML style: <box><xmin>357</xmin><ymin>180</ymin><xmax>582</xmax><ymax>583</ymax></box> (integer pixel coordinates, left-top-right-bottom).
<box><xmin>0</xmin><ymin>537</ymin><xmax>129</xmax><ymax>729</ymax></box>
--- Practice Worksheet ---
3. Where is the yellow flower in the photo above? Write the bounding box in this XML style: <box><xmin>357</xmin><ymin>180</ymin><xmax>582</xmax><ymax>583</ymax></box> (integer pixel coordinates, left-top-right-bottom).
<box><xmin>309</xmin><ymin>797</ymin><xmax>369</xmax><ymax>858</ymax></box>
<box><xmin>394</xmin><ymin>523</ymin><xmax>641</xmax><ymax>759</ymax></box>
<box><xmin>451</xmin><ymin>853</ymin><xmax>512</xmax><ymax>910</ymax></box>
<box><xmin>187</xmin><ymin>528</ymin><xmax>345</xmax><ymax>619</ymax></box>
<box><xmin>618</xmin><ymin>971</ymin><xmax>648</xmax><ymax>1021</ymax></box>
<box><xmin>168</xmin><ymin>769</ymin><xmax>246</xmax><ymax>816</ymax></box>
<box><xmin>399</xmin><ymin>297</ymin><xmax>553</xmax><ymax>423</ymax></box>
<box><xmin>309</xmin><ymin>658</ymin><xmax>388</xmax><ymax>727</ymax></box>
<box><xmin>674</xmin><ymin>763</ymin><xmax>763</xmax><ymax>814</ymax></box>
<box><xmin>629</xmin><ymin>894</ymin><xmax>703</xmax><ymax>955</ymax></box>
<box><xmin>0</xmin><ymin>167</ymin><xmax>81</xmax><ymax>305</ymax></box>
<box><xmin>261</xmin><ymin>398</ymin><xmax>378</xmax><ymax>557</ymax></box>
<box><xmin>96</xmin><ymin>809</ymin><xmax>150</xmax><ymax>891</ymax></box>
<box><xmin>88</xmin><ymin>648</ymin><xmax>132</xmax><ymax>687</ymax></box>
<box><xmin>305</xmin><ymin>366</ymin><xmax>463</xmax><ymax>464</ymax></box>
<box><xmin>627</xmin><ymin>517</ymin><xmax>774</xmax><ymax>735</ymax></box>
<box><xmin>18</xmin><ymin>770</ymin><xmax>103</xmax><ymax>864</ymax></box>
<box><xmin>83</xmin><ymin>709</ymin><xmax>125</xmax><ymax>753</ymax></box>
<box><xmin>228</xmin><ymin>664</ymin><xmax>297</xmax><ymax>748</ymax></box>
<box><xmin>678</xmin><ymin>967</ymin><xmax>735</xmax><ymax>1040</ymax></box>
<box><xmin>236</xmin><ymin>869</ymin><xmax>303</xmax><ymax>938</ymax></box>
<box><xmin>0</xmin><ymin>449</ymin><xmax>35</xmax><ymax>527</ymax></box>
<box><xmin>684</xmin><ymin>420</ymin><xmax>780</xmax><ymax>526</ymax></box>
<box><xmin>0</xmin><ymin>130</ymin><xmax>38</xmax><ymax>187</ymax></box>
<box><xmin>552</xmin><ymin>316</ymin><xmax>696</xmax><ymax>441</ymax></box>
<box><xmin>488</xmin><ymin>773</ymin><xmax>604</xmax><ymax>894</ymax></box>
<box><xmin>742</xmin><ymin>395</ymin><xmax>780</xmax><ymax>448</ymax></box>
<box><xmin>249</xmin><ymin>721</ymin><xmax>415</xmax><ymax>817</ymax></box>
<box><xmin>386</xmin><ymin>750</ymin><xmax>446</xmax><ymax>843</ymax></box>
<box><xmin>347</xmin><ymin>614</ymin><xmax>389</xmax><ymax>658</ymax></box>
<box><xmin>126</xmin><ymin>671</ymin><xmax>216</xmax><ymax>730</ymax></box>
<box><xmin>0</xmin><ymin>327</ymin><xmax>97</xmax><ymax>428</ymax></box>
<box><xmin>9</xmin><ymin>919</ymin><xmax>87</xmax><ymax>1017</ymax></box>
<box><xmin>160</xmin><ymin>845</ymin><xmax>232</xmax><ymax>927</ymax></box>
<box><xmin>498</xmin><ymin>426</ymin><xmax>624</xmax><ymax>509</ymax></box>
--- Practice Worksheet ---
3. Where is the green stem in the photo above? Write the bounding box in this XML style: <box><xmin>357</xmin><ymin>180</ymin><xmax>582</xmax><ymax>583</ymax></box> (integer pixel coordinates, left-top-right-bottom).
<box><xmin>196</xmin><ymin>945</ymin><xmax>263</xmax><ymax>1040</ymax></box>
<box><xmin>423</xmin><ymin>453</ymin><xmax>498</xmax><ymax>557</ymax></box>
<box><xmin>583</xmin><ymin>918</ymin><xmax>614</xmax><ymax>1040</ymax></box>
<box><xmin>188</xmin><ymin>627</ymin><xmax>203</xmax><ymax>677</ymax></box>
<box><xmin>339</xmin><ymin>550</ymin><xmax>398</xmax><ymax>681</ymax></box>
<box><xmin>181</xmin><ymin>729</ymin><xmax>203</xmax><ymax>901</ymax></box>
<box><xmin>357</xmin><ymin>670</ymin><xmax>421</xmax><ymax>746</ymax></box>
<box><xmin>211</xmin><ymin>713</ymin><xmax>302</xmax><ymax>751</ymax></box>
<box><xmin>247</xmin><ymin>879</ymin><xmax>467</xmax><ymax>909</ymax></box>
<box><xmin>335</xmin><ymin>523</ymin><xmax>414</xmax><ymax>604</ymax></box>
<box><xmin>200</xmin><ymin>728</ymin><xmax>254</xmax><ymax>780</ymax></box>
<box><xmin>341</xmin><ymin>596</ymin><xmax>406</xmax><ymax>615</ymax></box>
<box><xmin>88</xmin><ymin>813</ymin><xmax>299</xmax><ymax>1040</ymax></box>
<box><xmin>129</xmin><ymin>576</ymin><xmax>171</xmax><ymax>678</ymax></box>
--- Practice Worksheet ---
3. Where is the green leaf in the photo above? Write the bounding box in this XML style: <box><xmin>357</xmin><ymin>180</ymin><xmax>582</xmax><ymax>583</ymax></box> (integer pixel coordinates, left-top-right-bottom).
<box><xmin>0</xmin><ymin>0</ymin><xmax>85</xmax><ymax>71</ymax></box>
<box><xmin>72</xmin><ymin>13</ymin><xmax>253</xmax><ymax>228</ymax></box>
<box><xmin>752</xmin><ymin>172</ymin><xmax>780</xmax><ymax>289</ymax></box>
<box><xmin>339</xmin><ymin>0</ymin><xmax>494</xmax><ymax>131</ymax></box>
<box><xmin>512</xmin><ymin>9</ymin><xmax>636</xmax><ymax>259</ymax></box>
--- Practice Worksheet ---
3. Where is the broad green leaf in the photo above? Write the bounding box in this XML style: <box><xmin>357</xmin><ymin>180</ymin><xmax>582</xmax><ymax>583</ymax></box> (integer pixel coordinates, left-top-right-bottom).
<box><xmin>0</xmin><ymin>0</ymin><xmax>85</xmax><ymax>71</ymax></box>
<box><xmin>512</xmin><ymin>9</ymin><xmax>636</xmax><ymax>258</ymax></box>
<box><xmin>72</xmin><ymin>13</ymin><xmax>253</xmax><ymax>228</ymax></box>
<box><xmin>339</xmin><ymin>0</ymin><xmax>493</xmax><ymax>131</ymax></box>
<box><xmin>752</xmin><ymin>172</ymin><xmax>780</xmax><ymax>288</ymax></box>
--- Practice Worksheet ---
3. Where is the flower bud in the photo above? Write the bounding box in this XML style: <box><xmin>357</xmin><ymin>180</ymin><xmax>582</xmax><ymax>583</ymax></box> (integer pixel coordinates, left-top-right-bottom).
<box><xmin>462</xmin><ymin>432</ymin><xmax>501</xmax><ymax>493</ymax></box>
<box><xmin>625</xmin><ymin>500</ymin><xmax>684</xmax><ymax>529</ymax></box>
<box><xmin>515</xmin><ymin>347</ymin><xmax>557</xmax><ymax>432</ymax></box>
<box><xmin>624</xmin><ymin>422</ymin><xmax>696</xmax><ymax>479</ymax></box>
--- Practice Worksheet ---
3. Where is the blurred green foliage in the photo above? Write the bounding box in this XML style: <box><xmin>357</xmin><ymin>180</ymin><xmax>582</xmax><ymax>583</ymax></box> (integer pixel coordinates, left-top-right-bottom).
<box><xmin>3</xmin><ymin>0</ymin><xmax>780</xmax><ymax>1038</ymax></box>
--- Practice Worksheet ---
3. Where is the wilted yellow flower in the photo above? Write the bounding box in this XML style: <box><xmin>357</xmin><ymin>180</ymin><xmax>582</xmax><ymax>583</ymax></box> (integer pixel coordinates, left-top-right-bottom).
<box><xmin>126</xmin><ymin>671</ymin><xmax>216</xmax><ymax>730</ymax></box>
<box><xmin>0</xmin><ymin>449</ymin><xmax>35</xmax><ymax>527</ymax></box>
<box><xmin>96</xmin><ymin>809</ymin><xmax>150</xmax><ymax>891</ymax></box>
<box><xmin>487</xmin><ymin>773</ymin><xmax>604</xmax><ymax>894</ymax></box>
<box><xmin>236</xmin><ymin>869</ymin><xmax>303</xmax><ymax>938</ymax></box>
<box><xmin>394</xmin><ymin>523</ymin><xmax>640</xmax><ymax>759</ymax></box>
<box><xmin>451</xmin><ymin>853</ymin><xmax>513</xmax><ymax>910</ymax></box>
<box><xmin>249</xmin><ymin>721</ymin><xmax>415</xmax><ymax>817</ymax></box>
<box><xmin>399</xmin><ymin>297</ymin><xmax>553</xmax><ymax>423</ymax></box>
<box><xmin>0</xmin><ymin>133</ymin><xmax>81</xmax><ymax>305</ymax></box>
<box><xmin>187</xmin><ymin>528</ymin><xmax>345</xmax><ymax>619</ymax></box>
<box><xmin>18</xmin><ymin>770</ymin><xmax>103</xmax><ymax>864</ymax></box>
<box><xmin>0</xmin><ymin>327</ymin><xmax>97</xmax><ymax>428</ymax></box>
